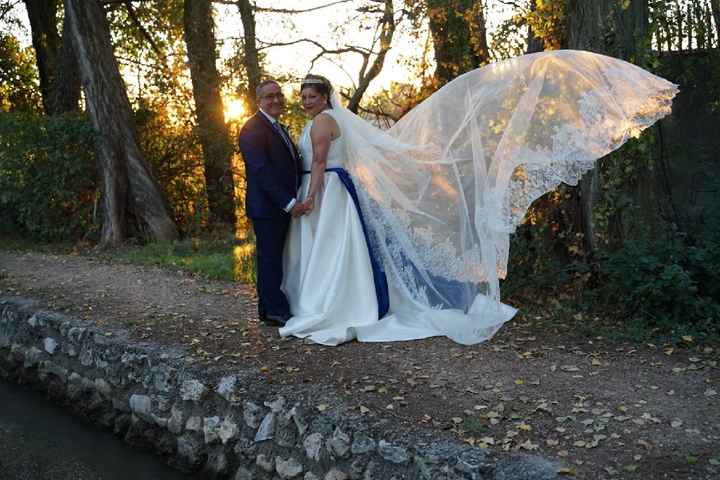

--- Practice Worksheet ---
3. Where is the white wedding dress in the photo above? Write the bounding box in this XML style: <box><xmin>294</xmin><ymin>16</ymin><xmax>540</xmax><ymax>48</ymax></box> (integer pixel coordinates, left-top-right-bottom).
<box><xmin>280</xmin><ymin>50</ymin><xmax>678</xmax><ymax>346</ymax></box>
<box><xmin>280</xmin><ymin>111</ymin><xmax>383</xmax><ymax>345</ymax></box>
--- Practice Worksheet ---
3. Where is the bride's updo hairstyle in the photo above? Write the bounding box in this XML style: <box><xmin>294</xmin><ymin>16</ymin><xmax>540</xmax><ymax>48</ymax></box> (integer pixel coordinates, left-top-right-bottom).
<box><xmin>301</xmin><ymin>74</ymin><xmax>333</xmax><ymax>109</ymax></box>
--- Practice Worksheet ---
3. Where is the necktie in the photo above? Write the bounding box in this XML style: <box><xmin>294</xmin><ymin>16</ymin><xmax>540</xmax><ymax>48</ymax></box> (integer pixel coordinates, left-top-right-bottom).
<box><xmin>273</xmin><ymin>122</ymin><xmax>295</xmax><ymax>159</ymax></box>
<box><xmin>273</xmin><ymin>122</ymin><xmax>299</xmax><ymax>189</ymax></box>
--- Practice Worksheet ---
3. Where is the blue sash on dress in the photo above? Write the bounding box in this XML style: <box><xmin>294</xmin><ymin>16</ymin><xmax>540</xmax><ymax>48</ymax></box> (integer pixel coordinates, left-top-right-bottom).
<box><xmin>302</xmin><ymin>168</ymin><xmax>390</xmax><ymax>318</ymax></box>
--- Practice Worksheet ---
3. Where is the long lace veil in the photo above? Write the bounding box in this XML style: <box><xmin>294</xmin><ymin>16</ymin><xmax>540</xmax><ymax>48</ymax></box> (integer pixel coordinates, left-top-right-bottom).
<box><xmin>325</xmin><ymin>50</ymin><xmax>678</xmax><ymax>345</ymax></box>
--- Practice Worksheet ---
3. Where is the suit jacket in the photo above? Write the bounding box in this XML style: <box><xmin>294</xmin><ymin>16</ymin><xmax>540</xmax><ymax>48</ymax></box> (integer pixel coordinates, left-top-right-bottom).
<box><xmin>239</xmin><ymin>112</ymin><xmax>302</xmax><ymax>219</ymax></box>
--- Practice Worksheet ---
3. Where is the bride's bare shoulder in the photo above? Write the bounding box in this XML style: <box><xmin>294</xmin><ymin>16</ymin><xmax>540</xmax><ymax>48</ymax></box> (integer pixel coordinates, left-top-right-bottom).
<box><xmin>310</xmin><ymin>110</ymin><xmax>341</xmax><ymax>139</ymax></box>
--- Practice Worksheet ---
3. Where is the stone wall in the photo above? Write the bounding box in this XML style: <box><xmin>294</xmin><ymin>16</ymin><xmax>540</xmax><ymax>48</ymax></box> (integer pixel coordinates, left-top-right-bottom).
<box><xmin>656</xmin><ymin>50</ymin><xmax>720</xmax><ymax>239</ymax></box>
<box><xmin>0</xmin><ymin>296</ymin><xmax>560</xmax><ymax>480</ymax></box>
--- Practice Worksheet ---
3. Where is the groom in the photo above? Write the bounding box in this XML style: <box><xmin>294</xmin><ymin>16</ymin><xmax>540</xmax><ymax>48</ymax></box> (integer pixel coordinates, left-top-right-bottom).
<box><xmin>239</xmin><ymin>79</ymin><xmax>304</xmax><ymax>326</ymax></box>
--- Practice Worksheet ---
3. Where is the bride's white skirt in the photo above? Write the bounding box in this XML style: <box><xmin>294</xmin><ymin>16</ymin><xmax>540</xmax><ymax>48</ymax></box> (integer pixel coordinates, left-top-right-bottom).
<box><xmin>280</xmin><ymin>173</ymin><xmax>516</xmax><ymax>346</ymax></box>
<box><xmin>280</xmin><ymin>173</ymin><xmax>378</xmax><ymax>345</ymax></box>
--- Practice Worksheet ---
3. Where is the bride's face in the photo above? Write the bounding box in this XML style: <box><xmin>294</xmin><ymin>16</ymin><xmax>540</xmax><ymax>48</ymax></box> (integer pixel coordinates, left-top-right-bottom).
<box><xmin>301</xmin><ymin>87</ymin><xmax>328</xmax><ymax>116</ymax></box>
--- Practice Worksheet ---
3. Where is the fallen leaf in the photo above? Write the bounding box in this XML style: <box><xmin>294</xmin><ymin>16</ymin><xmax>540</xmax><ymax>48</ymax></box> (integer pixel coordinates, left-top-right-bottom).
<box><xmin>480</xmin><ymin>436</ymin><xmax>495</xmax><ymax>445</ymax></box>
<box><xmin>561</xmin><ymin>365</ymin><xmax>580</xmax><ymax>372</ymax></box>
<box><xmin>518</xmin><ymin>439</ymin><xmax>538</xmax><ymax>450</ymax></box>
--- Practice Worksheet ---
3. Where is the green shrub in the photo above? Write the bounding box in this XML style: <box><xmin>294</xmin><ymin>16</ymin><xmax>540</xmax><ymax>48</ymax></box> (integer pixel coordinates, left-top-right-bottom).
<box><xmin>0</xmin><ymin>112</ymin><xmax>98</xmax><ymax>240</ymax></box>
<box><xmin>598</xmin><ymin>234</ymin><xmax>720</xmax><ymax>335</ymax></box>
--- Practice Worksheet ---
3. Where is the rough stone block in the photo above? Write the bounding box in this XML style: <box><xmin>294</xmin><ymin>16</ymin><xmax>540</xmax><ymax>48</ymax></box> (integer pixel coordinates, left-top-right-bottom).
<box><xmin>351</xmin><ymin>434</ymin><xmax>376</xmax><ymax>455</ymax></box>
<box><xmin>129</xmin><ymin>394</ymin><xmax>153</xmax><ymax>422</ymax></box>
<box><xmin>378</xmin><ymin>440</ymin><xmax>409</xmax><ymax>464</ymax></box>
<box><xmin>328</xmin><ymin>427</ymin><xmax>351</xmax><ymax>458</ymax></box>
<box><xmin>43</xmin><ymin>337</ymin><xmax>58</xmax><ymax>355</ymax></box>
<box><xmin>234</xmin><ymin>467</ymin><xmax>255</xmax><ymax>480</ymax></box>
<box><xmin>256</xmin><ymin>453</ymin><xmax>275</xmax><ymax>472</ymax></box>
<box><xmin>244</xmin><ymin>401</ymin><xmax>264</xmax><ymax>429</ymax></box>
<box><xmin>217</xmin><ymin>375</ymin><xmax>241</xmax><ymax>403</ymax></box>
<box><xmin>181</xmin><ymin>379</ymin><xmax>207</xmax><ymax>402</ymax></box>
<box><xmin>255</xmin><ymin>411</ymin><xmax>275</xmax><ymax>442</ymax></box>
<box><xmin>204</xmin><ymin>416</ymin><xmax>221</xmax><ymax>444</ymax></box>
<box><xmin>276</xmin><ymin>456</ymin><xmax>304</xmax><ymax>479</ymax></box>
<box><xmin>304</xmin><ymin>433</ymin><xmax>323</xmax><ymax>461</ymax></box>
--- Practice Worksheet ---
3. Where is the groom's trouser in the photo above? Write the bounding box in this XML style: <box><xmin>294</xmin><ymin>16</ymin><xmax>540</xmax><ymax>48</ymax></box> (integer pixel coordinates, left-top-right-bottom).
<box><xmin>251</xmin><ymin>216</ymin><xmax>291</xmax><ymax>318</ymax></box>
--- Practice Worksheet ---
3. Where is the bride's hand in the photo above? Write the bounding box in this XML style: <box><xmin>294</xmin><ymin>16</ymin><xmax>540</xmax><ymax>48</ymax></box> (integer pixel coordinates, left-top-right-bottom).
<box><xmin>301</xmin><ymin>197</ymin><xmax>315</xmax><ymax>215</ymax></box>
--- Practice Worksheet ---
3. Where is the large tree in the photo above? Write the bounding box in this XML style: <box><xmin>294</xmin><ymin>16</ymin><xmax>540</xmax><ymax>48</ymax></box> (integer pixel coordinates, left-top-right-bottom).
<box><xmin>183</xmin><ymin>0</ymin><xmax>236</xmax><ymax>226</ymax></box>
<box><xmin>346</xmin><ymin>0</ymin><xmax>395</xmax><ymax>113</ymax></box>
<box><xmin>712</xmin><ymin>0</ymin><xmax>720</xmax><ymax>47</ymax></box>
<box><xmin>426</xmin><ymin>0</ymin><xmax>489</xmax><ymax>86</ymax></box>
<box><xmin>526</xmin><ymin>0</ymin><xmax>546</xmax><ymax>54</ymax></box>
<box><xmin>64</xmin><ymin>0</ymin><xmax>177</xmax><ymax>246</ymax></box>
<box><xmin>563</xmin><ymin>0</ymin><xmax>651</xmax><ymax>252</ymax></box>
<box><xmin>23</xmin><ymin>0</ymin><xmax>80</xmax><ymax>114</ymax></box>
<box><xmin>245</xmin><ymin>1</ymin><xmax>397</xmax><ymax>113</ymax></box>
<box><xmin>236</xmin><ymin>0</ymin><xmax>262</xmax><ymax>112</ymax></box>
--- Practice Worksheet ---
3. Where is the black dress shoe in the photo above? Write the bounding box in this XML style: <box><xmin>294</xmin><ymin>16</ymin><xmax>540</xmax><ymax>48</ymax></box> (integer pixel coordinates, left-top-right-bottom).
<box><xmin>262</xmin><ymin>313</ymin><xmax>290</xmax><ymax>327</ymax></box>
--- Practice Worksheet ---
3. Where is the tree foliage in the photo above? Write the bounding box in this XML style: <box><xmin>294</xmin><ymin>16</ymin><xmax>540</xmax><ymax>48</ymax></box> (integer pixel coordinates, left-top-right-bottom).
<box><xmin>0</xmin><ymin>112</ymin><xmax>96</xmax><ymax>239</ymax></box>
<box><xmin>0</xmin><ymin>33</ymin><xmax>41</xmax><ymax>113</ymax></box>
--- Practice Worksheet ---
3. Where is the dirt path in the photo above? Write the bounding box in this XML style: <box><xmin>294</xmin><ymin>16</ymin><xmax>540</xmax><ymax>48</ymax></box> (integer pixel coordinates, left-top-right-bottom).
<box><xmin>1</xmin><ymin>249</ymin><xmax>718</xmax><ymax>479</ymax></box>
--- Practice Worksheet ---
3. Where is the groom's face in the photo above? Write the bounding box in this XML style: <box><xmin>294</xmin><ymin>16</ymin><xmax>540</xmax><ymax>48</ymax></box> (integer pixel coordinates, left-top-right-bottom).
<box><xmin>258</xmin><ymin>82</ymin><xmax>285</xmax><ymax>119</ymax></box>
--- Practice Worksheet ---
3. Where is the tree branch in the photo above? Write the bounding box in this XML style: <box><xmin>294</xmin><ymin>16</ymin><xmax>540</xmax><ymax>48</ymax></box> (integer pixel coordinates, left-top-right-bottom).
<box><xmin>211</xmin><ymin>0</ymin><xmax>353</xmax><ymax>14</ymax></box>
<box><xmin>256</xmin><ymin>37</ymin><xmax>370</xmax><ymax>56</ymax></box>
<box><xmin>496</xmin><ymin>0</ymin><xmax>527</xmax><ymax>12</ymax></box>
<box><xmin>0</xmin><ymin>0</ymin><xmax>22</xmax><ymax>23</ymax></box>
<box><xmin>122</xmin><ymin>0</ymin><xmax>163</xmax><ymax>59</ymax></box>
<box><xmin>347</xmin><ymin>0</ymin><xmax>395</xmax><ymax>113</ymax></box>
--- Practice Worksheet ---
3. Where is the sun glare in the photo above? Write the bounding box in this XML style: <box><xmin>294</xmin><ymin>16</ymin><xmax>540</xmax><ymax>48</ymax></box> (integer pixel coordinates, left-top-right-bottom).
<box><xmin>225</xmin><ymin>98</ymin><xmax>246</xmax><ymax>122</ymax></box>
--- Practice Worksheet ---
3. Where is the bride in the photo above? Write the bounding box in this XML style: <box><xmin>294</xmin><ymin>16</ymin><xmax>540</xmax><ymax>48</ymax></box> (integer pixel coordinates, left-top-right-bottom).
<box><xmin>279</xmin><ymin>50</ymin><xmax>678</xmax><ymax>346</ymax></box>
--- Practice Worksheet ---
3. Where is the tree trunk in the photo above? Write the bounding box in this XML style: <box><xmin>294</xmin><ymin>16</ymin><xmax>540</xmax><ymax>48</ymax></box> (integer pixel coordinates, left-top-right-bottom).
<box><xmin>237</xmin><ymin>0</ymin><xmax>261</xmax><ymax>112</ymax></box>
<box><xmin>49</xmin><ymin>12</ymin><xmax>82</xmax><ymax>114</ymax></box>
<box><xmin>563</xmin><ymin>0</ymin><xmax>650</xmax><ymax>253</ymax></box>
<box><xmin>24</xmin><ymin>0</ymin><xmax>81</xmax><ymax>115</ymax></box>
<box><xmin>347</xmin><ymin>0</ymin><xmax>395</xmax><ymax>113</ymax></box>
<box><xmin>427</xmin><ymin>0</ymin><xmax>489</xmax><ymax>86</ymax></box>
<box><xmin>23</xmin><ymin>0</ymin><xmax>60</xmax><ymax>114</ymax></box>
<box><xmin>675</xmin><ymin>2</ymin><xmax>684</xmax><ymax>50</ymax></box>
<box><xmin>526</xmin><ymin>0</ymin><xmax>545</xmax><ymax>53</ymax></box>
<box><xmin>64</xmin><ymin>0</ymin><xmax>177</xmax><ymax>246</ymax></box>
<box><xmin>711</xmin><ymin>0</ymin><xmax>720</xmax><ymax>48</ymax></box>
<box><xmin>183</xmin><ymin>0</ymin><xmax>237</xmax><ymax>226</ymax></box>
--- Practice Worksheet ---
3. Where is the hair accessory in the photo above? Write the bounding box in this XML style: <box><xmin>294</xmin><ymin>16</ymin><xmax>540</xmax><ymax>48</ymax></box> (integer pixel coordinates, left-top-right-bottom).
<box><xmin>302</xmin><ymin>78</ymin><xmax>327</xmax><ymax>85</ymax></box>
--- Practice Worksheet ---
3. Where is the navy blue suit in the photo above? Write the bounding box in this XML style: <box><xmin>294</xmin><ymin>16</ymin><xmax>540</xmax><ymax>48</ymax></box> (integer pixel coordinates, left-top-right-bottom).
<box><xmin>239</xmin><ymin>112</ymin><xmax>302</xmax><ymax>319</ymax></box>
